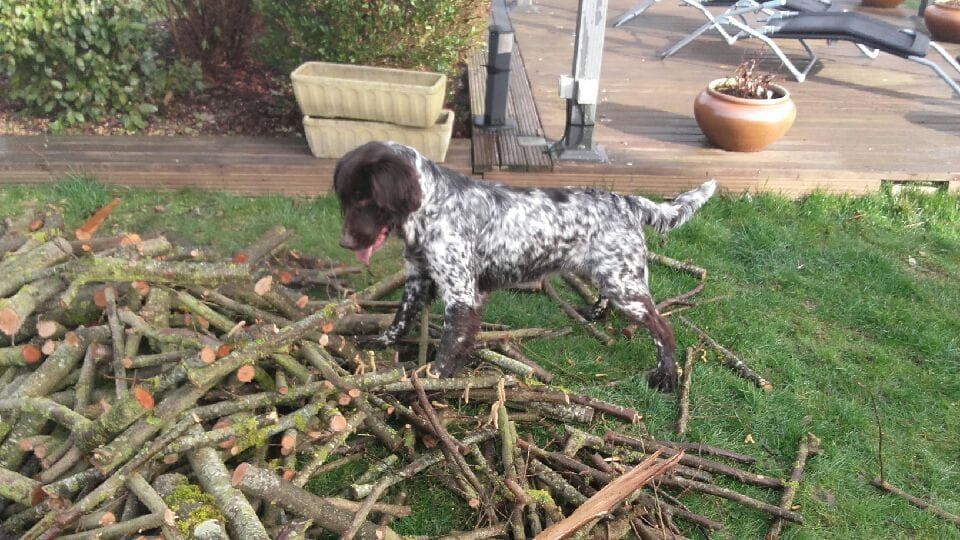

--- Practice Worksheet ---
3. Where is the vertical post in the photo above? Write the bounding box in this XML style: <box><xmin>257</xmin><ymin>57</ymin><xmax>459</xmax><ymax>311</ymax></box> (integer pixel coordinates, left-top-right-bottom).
<box><xmin>515</xmin><ymin>0</ymin><xmax>537</xmax><ymax>12</ymax></box>
<box><xmin>481</xmin><ymin>0</ymin><xmax>514</xmax><ymax>128</ymax></box>
<box><xmin>556</xmin><ymin>0</ymin><xmax>609</xmax><ymax>161</ymax></box>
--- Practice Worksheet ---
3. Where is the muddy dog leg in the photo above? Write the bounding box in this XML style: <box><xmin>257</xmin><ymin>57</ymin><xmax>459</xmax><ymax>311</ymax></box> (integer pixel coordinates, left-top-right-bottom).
<box><xmin>602</xmin><ymin>285</ymin><xmax>678</xmax><ymax>392</ymax></box>
<box><xmin>621</xmin><ymin>295</ymin><xmax>678</xmax><ymax>392</ymax></box>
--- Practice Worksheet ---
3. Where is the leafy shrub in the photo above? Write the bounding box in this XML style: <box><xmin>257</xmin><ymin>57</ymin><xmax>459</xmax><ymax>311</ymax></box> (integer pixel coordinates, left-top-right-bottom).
<box><xmin>0</xmin><ymin>0</ymin><xmax>202</xmax><ymax>131</ymax></box>
<box><xmin>256</xmin><ymin>0</ymin><xmax>487</xmax><ymax>78</ymax></box>
<box><xmin>152</xmin><ymin>0</ymin><xmax>258</xmax><ymax>75</ymax></box>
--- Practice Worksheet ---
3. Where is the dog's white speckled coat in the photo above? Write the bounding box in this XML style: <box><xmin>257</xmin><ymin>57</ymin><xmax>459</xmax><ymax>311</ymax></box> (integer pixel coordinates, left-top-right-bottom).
<box><xmin>335</xmin><ymin>141</ymin><xmax>716</xmax><ymax>391</ymax></box>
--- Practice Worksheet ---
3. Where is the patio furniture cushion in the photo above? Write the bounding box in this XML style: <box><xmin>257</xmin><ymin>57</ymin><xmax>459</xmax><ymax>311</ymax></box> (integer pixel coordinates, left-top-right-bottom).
<box><xmin>769</xmin><ymin>12</ymin><xmax>930</xmax><ymax>57</ymax></box>
<box><xmin>781</xmin><ymin>0</ymin><xmax>832</xmax><ymax>12</ymax></box>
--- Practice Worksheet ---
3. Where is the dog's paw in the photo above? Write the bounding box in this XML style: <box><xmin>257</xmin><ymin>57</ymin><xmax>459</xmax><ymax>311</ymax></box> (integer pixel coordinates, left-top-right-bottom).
<box><xmin>576</xmin><ymin>298</ymin><xmax>610</xmax><ymax>322</ymax></box>
<box><xmin>431</xmin><ymin>354</ymin><xmax>474</xmax><ymax>378</ymax></box>
<box><xmin>648</xmin><ymin>367</ymin><xmax>678</xmax><ymax>393</ymax></box>
<box><xmin>431</xmin><ymin>358</ymin><xmax>459</xmax><ymax>378</ymax></box>
<box><xmin>575</xmin><ymin>305</ymin><xmax>608</xmax><ymax>322</ymax></box>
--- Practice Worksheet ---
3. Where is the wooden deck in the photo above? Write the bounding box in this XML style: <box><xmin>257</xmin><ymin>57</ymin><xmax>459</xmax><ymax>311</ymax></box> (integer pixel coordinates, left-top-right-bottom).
<box><xmin>0</xmin><ymin>0</ymin><xmax>958</xmax><ymax>197</ymax></box>
<box><xmin>503</xmin><ymin>0</ymin><xmax>960</xmax><ymax>195</ymax></box>
<box><xmin>0</xmin><ymin>135</ymin><xmax>473</xmax><ymax>197</ymax></box>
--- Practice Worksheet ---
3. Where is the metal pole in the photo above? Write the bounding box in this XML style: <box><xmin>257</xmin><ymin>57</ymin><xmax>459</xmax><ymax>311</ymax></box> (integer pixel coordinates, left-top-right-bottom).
<box><xmin>480</xmin><ymin>0</ymin><xmax>514</xmax><ymax>128</ymax></box>
<box><xmin>555</xmin><ymin>0</ymin><xmax>608</xmax><ymax>162</ymax></box>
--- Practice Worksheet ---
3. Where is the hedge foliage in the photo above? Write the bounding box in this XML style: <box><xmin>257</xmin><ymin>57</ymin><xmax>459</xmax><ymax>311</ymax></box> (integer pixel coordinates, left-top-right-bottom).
<box><xmin>256</xmin><ymin>0</ymin><xmax>487</xmax><ymax>78</ymax></box>
<box><xmin>0</xmin><ymin>0</ymin><xmax>201</xmax><ymax>131</ymax></box>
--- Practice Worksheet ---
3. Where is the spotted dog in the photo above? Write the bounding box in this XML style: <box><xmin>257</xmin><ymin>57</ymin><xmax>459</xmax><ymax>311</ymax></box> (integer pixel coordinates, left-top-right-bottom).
<box><xmin>334</xmin><ymin>141</ymin><xmax>716</xmax><ymax>391</ymax></box>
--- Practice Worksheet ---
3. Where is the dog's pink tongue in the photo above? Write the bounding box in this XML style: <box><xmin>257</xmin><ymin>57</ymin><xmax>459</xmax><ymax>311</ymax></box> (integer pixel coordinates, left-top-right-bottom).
<box><xmin>355</xmin><ymin>246</ymin><xmax>375</xmax><ymax>266</ymax></box>
<box><xmin>354</xmin><ymin>227</ymin><xmax>389</xmax><ymax>266</ymax></box>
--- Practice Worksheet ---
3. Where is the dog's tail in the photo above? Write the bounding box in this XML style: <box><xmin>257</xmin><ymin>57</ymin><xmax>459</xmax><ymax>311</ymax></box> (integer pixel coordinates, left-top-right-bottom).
<box><xmin>637</xmin><ymin>179</ymin><xmax>717</xmax><ymax>234</ymax></box>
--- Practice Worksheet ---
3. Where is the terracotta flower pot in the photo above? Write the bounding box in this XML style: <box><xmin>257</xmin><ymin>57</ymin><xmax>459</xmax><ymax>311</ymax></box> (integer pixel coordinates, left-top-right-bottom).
<box><xmin>694</xmin><ymin>78</ymin><xmax>796</xmax><ymax>152</ymax></box>
<box><xmin>924</xmin><ymin>2</ymin><xmax>960</xmax><ymax>43</ymax></box>
<box><xmin>861</xmin><ymin>0</ymin><xmax>904</xmax><ymax>8</ymax></box>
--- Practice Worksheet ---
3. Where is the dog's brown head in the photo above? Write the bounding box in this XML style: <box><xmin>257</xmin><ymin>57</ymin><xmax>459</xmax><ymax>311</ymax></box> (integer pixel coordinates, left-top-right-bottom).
<box><xmin>334</xmin><ymin>142</ymin><xmax>422</xmax><ymax>265</ymax></box>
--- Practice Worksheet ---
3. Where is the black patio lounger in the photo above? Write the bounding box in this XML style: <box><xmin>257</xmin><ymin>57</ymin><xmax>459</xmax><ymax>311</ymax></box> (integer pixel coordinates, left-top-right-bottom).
<box><xmin>737</xmin><ymin>11</ymin><xmax>960</xmax><ymax>95</ymax></box>
<box><xmin>614</xmin><ymin>0</ymin><xmax>879</xmax><ymax>63</ymax></box>
<box><xmin>613</xmin><ymin>0</ymin><xmax>830</xmax><ymax>28</ymax></box>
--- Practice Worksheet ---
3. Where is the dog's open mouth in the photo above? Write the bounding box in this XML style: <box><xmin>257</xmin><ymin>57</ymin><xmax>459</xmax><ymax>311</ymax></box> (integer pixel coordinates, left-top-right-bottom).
<box><xmin>354</xmin><ymin>227</ymin><xmax>389</xmax><ymax>265</ymax></box>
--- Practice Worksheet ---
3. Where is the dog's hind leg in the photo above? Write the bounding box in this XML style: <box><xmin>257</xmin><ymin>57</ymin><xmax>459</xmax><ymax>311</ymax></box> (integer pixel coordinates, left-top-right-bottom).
<box><xmin>594</xmin><ymin>256</ymin><xmax>678</xmax><ymax>392</ymax></box>
<box><xmin>613</xmin><ymin>294</ymin><xmax>679</xmax><ymax>392</ymax></box>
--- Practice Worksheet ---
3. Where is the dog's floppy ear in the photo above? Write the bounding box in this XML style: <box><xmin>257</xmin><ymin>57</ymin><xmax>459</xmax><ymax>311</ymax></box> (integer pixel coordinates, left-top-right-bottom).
<box><xmin>368</xmin><ymin>151</ymin><xmax>422</xmax><ymax>216</ymax></box>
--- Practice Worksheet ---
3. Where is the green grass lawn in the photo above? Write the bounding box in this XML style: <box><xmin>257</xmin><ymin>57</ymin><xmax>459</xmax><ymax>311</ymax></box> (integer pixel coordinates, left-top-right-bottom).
<box><xmin>3</xmin><ymin>178</ymin><xmax>958</xmax><ymax>538</ymax></box>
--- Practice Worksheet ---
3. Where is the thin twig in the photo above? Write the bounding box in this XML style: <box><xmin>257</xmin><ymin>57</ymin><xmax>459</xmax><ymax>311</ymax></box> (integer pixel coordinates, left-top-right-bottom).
<box><xmin>542</xmin><ymin>280</ymin><xmax>614</xmax><ymax>347</ymax></box>
<box><xmin>677</xmin><ymin>315</ymin><xmax>773</xmax><ymax>392</ymax></box>
<box><xmin>676</xmin><ymin>347</ymin><xmax>694</xmax><ymax>437</ymax></box>
<box><xmin>870</xmin><ymin>478</ymin><xmax>960</xmax><ymax>529</ymax></box>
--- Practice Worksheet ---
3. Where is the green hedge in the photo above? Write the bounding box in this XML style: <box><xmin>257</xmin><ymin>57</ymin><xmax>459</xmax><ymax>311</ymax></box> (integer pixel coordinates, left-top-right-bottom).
<box><xmin>256</xmin><ymin>0</ymin><xmax>487</xmax><ymax>78</ymax></box>
<box><xmin>0</xmin><ymin>0</ymin><xmax>201</xmax><ymax>132</ymax></box>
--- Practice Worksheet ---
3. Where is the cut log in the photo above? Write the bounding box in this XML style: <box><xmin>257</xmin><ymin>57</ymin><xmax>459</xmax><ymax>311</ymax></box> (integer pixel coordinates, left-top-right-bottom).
<box><xmin>0</xmin><ymin>344</ymin><xmax>43</xmax><ymax>367</ymax></box>
<box><xmin>0</xmin><ymin>466</ymin><xmax>46</xmax><ymax>506</ymax></box>
<box><xmin>125</xmin><ymin>473</ymin><xmax>183</xmax><ymax>540</ymax></box>
<box><xmin>0</xmin><ymin>238</ymin><xmax>74</xmax><ymax>297</ymax></box>
<box><xmin>536</xmin><ymin>450</ymin><xmax>681</xmax><ymax>539</ymax></box>
<box><xmin>493</xmin><ymin>340</ymin><xmax>555</xmax><ymax>382</ymax></box>
<box><xmin>231</xmin><ymin>462</ymin><xmax>400</xmax><ymax>540</ymax></box>
<box><xmin>74</xmin><ymin>385</ymin><xmax>156</xmax><ymax>452</ymax></box>
<box><xmin>36</xmin><ymin>320</ymin><xmax>67</xmax><ymax>339</ymax></box>
<box><xmin>231</xmin><ymin>225</ymin><xmax>291</xmax><ymax>265</ymax></box>
<box><xmin>0</xmin><ymin>276</ymin><xmax>66</xmax><ymax>336</ymax></box>
<box><xmin>74</xmin><ymin>198</ymin><xmax>122</xmax><ymax>241</ymax></box>
<box><xmin>55</xmin><ymin>513</ymin><xmax>163</xmax><ymax>540</ymax></box>
<box><xmin>61</xmin><ymin>257</ymin><xmax>250</xmax><ymax>306</ymax></box>
<box><xmin>102</xmin><ymin>286</ymin><xmax>128</xmax><ymax>397</ymax></box>
<box><xmin>184</xmin><ymin>425</ymin><xmax>270</xmax><ymax>540</ymax></box>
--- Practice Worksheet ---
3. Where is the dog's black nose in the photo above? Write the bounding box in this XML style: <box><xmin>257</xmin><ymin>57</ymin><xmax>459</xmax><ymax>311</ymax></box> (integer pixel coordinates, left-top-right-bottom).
<box><xmin>339</xmin><ymin>230</ymin><xmax>358</xmax><ymax>250</ymax></box>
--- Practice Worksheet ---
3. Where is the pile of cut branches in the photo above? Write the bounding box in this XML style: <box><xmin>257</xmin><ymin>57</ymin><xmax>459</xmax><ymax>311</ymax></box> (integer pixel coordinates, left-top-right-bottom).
<box><xmin>0</xmin><ymin>202</ymin><xmax>813</xmax><ymax>539</ymax></box>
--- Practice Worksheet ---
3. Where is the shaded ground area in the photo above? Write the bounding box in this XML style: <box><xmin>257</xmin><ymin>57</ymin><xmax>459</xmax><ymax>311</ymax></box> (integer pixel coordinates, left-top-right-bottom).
<box><xmin>0</xmin><ymin>60</ymin><xmax>301</xmax><ymax>137</ymax></box>
<box><xmin>0</xmin><ymin>62</ymin><xmax>471</xmax><ymax>138</ymax></box>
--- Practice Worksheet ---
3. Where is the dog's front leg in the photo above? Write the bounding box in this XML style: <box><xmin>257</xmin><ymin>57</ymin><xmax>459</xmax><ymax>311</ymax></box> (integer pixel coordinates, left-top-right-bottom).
<box><xmin>370</xmin><ymin>265</ymin><xmax>435</xmax><ymax>348</ymax></box>
<box><xmin>431</xmin><ymin>301</ymin><xmax>483</xmax><ymax>377</ymax></box>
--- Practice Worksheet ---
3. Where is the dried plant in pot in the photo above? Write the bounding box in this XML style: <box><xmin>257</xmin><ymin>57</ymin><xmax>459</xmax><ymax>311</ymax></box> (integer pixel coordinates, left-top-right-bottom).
<box><xmin>924</xmin><ymin>0</ymin><xmax>960</xmax><ymax>43</ymax></box>
<box><xmin>694</xmin><ymin>60</ymin><xmax>797</xmax><ymax>152</ymax></box>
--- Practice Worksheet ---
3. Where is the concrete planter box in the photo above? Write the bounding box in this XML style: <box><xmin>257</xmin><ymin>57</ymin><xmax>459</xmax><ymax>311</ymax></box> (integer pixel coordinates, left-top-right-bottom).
<box><xmin>303</xmin><ymin>109</ymin><xmax>454</xmax><ymax>162</ymax></box>
<box><xmin>291</xmin><ymin>62</ymin><xmax>446</xmax><ymax>128</ymax></box>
